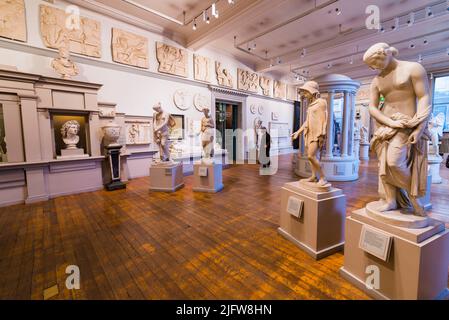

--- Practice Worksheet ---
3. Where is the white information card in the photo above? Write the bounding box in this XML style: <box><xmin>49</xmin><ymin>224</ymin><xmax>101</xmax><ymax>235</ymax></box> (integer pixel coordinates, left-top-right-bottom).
<box><xmin>359</xmin><ymin>225</ymin><xmax>393</xmax><ymax>261</ymax></box>
<box><xmin>287</xmin><ymin>196</ymin><xmax>304</xmax><ymax>218</ymax></box>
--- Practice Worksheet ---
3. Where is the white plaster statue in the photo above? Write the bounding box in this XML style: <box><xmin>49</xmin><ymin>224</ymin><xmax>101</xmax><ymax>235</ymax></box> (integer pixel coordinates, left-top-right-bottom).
<box><xmin>254</xmin><ymin>118</ymin><xmax>263</xmax><ymax>150</ymax></box>
<box><xmin>292</xmin><ymin>81</ymin><xmax>329</xmax><ymax>187</ymax></box>
<box><xmin>153</xmin><ymin>102</ymin><xmax>176</xmax><ymax>163</ymax></box>
<box><xmin>428</xmin><ymin>113</ymin><xmax>444</xmax><ymax>156</ymax></box>
<box><xmin>51</xmin><ymin>42</ymin><xmax>79</xmax><ymax>80</ymax></box>
<box><xmin>201</xmin><ymin>108</ymin><xmax>215</xmax><ymax>163</ymax></box>
<box><xmin>364</xmin><ymin>43</ymin><xmax>431</xmax><ymax>216</ymax></box>
<box><xmin>61</xmin><ymin>120</ymin><xmax>81</xmax><ymax>150</ymax></box>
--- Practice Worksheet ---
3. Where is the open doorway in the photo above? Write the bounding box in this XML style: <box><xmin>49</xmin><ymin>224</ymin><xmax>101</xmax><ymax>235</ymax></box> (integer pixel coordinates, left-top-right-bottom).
<box><xmin>215</xmin><ymin>101</ymin><xmax>241</xmax><ymax>163</ymax></box>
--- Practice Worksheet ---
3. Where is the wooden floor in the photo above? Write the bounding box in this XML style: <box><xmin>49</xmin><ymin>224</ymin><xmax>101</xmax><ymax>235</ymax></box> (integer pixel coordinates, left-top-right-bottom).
<box><xmin>0</xmin><ymin>155</ymin><xmax>448</xmax><ymax>300</ymax></box>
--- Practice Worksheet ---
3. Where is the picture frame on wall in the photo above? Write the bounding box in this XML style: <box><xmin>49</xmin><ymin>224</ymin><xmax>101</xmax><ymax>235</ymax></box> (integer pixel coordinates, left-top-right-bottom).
<box><xmin>169</xmin><ymin>114</ymin><xmax>185</xmax><ymax>141</ymax></box>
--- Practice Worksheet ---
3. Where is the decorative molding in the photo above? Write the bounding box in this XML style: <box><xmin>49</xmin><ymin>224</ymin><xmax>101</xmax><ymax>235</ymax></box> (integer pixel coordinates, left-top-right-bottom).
<box><xmin>208</xmin><ymin>85</ymin><xmax>248</xmax><ymax>97</ymax></box>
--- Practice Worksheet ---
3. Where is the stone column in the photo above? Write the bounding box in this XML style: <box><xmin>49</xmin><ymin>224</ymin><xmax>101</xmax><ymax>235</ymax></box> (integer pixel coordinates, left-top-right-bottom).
<box><xmin>325</xmin><ymin>91</ymin><xmax>335</xmax><ymax>158</ymax></box>
<box><xmin>341</xmin><ymin>91</ymin><xmax>350</xmax><ymax>157</ymax></box>
<box><xmin>348</xmin><ymin>92</ymin><xmax>356</xmax><ymax>156</ymax></box>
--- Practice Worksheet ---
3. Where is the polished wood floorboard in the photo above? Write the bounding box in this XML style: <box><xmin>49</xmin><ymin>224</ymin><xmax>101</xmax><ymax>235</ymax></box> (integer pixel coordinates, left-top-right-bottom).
<box><xmin>0</xmin><ymin>155</ymin><xmax>448</xmax><ymax>300</ymax></box>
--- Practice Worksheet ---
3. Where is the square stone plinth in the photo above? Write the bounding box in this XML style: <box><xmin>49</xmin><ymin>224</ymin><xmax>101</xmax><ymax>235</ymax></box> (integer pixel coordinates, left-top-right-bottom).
<box><xmin>57</xmin><ymin>148</ymin><xmax>89</xmax><ymax>159</ymax></box>
<box><xmin>278</xmin><ymin>181</ymin><xmax>346</xmax><ymax>260</ymax></box>
<box><xmin>340</xmin><ymin>209</ymin><xmax>449</xmax><ymax>300</ymax></box>
<box><xmin>149</xmin><ymin>162</ymin><xmax>184</xmax><ymax>192</ymax></box>
<box><xmin>193</xmin><ymin>162</ymin><xmax>224</xmax><ymax>193</ymax></box>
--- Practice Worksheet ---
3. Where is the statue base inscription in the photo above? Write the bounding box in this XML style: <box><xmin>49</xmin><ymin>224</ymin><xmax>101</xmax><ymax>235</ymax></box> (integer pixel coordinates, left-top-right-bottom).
<box><xmin>341</xmin><ymin>208</ymin><xmax>449</xmax><ymax>300</ymax></box>
<box><xmin>193</xmin><ymin>162</ymin><xmax>224</xmax><ymax>193</ymax></box>
<box><xmin>278</xmin><ymin>181</ymin><xmax>346</xmax><ymax>260</ymax></box>
<box><xmin>149</xmin><ymin>162</ymin><xmax>184</xmax><ymax>192</ymax></box>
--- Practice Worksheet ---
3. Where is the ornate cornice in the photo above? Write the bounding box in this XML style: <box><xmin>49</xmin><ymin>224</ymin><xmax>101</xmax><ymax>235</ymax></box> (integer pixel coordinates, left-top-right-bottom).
<box><xmin>208</xmin><ymin>85</ymin><xmax>249</xmax><ymax>97</ymax></box>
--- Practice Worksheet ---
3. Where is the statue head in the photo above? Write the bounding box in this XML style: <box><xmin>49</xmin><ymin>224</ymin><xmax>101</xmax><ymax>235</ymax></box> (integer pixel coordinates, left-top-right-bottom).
<box><xmin>299</xmin><ymin>81</ymin><xmax>320</xmax><ymax>101</ymax></box>
<box><xmin>61</xmin><ymin>120</ymin><xmax>80</xmax><ymax>139</ymax></box>
<box><xmin>153</xmin><ymin>102</ymin><xmax>162</xmax><ymax>113</ymax></box>
<box><xmin>363</xmin><ymin>43</ymin><xmax>399</xmax><ymax>71</ymax></box>
<box><xmin>202</xmin><ymin>108</ymin><xmax>210</xmax><ymax>117</ymax></box>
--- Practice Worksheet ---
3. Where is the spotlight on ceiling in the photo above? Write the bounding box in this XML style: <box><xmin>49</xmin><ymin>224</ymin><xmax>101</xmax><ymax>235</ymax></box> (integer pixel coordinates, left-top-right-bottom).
<box><xmin>335</xmin><ymin>8</ymin><xmax>341</xmax><ymax>15</ymax></box>
<box><xmin>192</xmin><ymin>19</ymin><xmax>197</xmax><ymax>30</ymax></box>
<box><xmin>418</xmin><ymin>54</ymin><xmax>423</xmax><ymax>63</ymax></box>
<box><xmin>228</xmin><ymin>0</ymin><xmax>235</xmax><ymax>4</ymax></box>
<box><xmin>409</xmin><ymin>42</ymin><xmax>416</xmax><ymax>49</ymax></box>
<box><xmin>300</xmin><ymin>48</ymin><xmax>306</xmax><ymax>58</ymax></box>
<box><xmin>212</xmin><ymin>3</ymin><xmax>219</xmax><ymax>18</ymax></box>
<box><xmin>423</xmin><ymin>39</ymin><xmax>429</xmax><ymax>45</ymax></box>
<box><xmin>391</xmin><ymin>17</ymin><xmax>399</xmax><ymax>30</ymax></box>
<box><xmin>327</xmin><ymin>63</ymin><xmax>332</xmax><ymax>69</ymax></box>
<box><xmin>407</xmin><ymin>12</ymin><xmax>415</xmax><ymax>26</ymax></box>
<box><xmin>349</xmin><ymin>55</ymin><xmax>354</xmax><ymax>65</ymax></box>
<box><xmin>379</xmin><ymin>25</ymin><xmax>385</xmax><ymax>33</ymax></box>
<box><xmin>277</xmin><ymin>57</ymin><xmax>282</xmax><ymax>64</ymax></box>
<box><xmin>425</xmin><ymin>6</ymin><xmax>433</xmax><ymax>18</ymax></box>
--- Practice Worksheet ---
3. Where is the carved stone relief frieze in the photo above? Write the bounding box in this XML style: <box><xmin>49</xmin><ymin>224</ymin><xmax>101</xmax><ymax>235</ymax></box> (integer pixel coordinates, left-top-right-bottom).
<box><xmin>156</xmin><ymin>42</ymin><xmax>188</xmax><ymax>77</ymax></box>
<box><xmin>237</xmin><ymin>68</ymin><xmax>259</xmax><ymax>93</ymax></box>
<box><xmin>0</xmin><ymin>0</ymin><xmax>26</xmax><ymax>42</ymax></box>
<box><xmin>112</xmin><ymin>28</ymin><xmax>149</xmax><ymax>69</ymax></box>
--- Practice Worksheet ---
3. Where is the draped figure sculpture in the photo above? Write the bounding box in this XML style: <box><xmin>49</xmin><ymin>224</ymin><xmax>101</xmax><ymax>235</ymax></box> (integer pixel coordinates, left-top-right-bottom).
<box><xmin>201</xmin><ymin>108</ymin><xmax>215</xmax><ymax>163</ymax></box>
<box><xmin>153</xmin><ymin>103</ymin><xmax>176</xmax><ymax>163</ymax></box>
<box><xmin>363</xmin><ymin>43</ymin><xmax>431</xmax><ymax>216</ymax></box>
<box><xmin>292</xmin><ymin>81</ymin><xmax>329</xmax><ymax>188</ymax></box>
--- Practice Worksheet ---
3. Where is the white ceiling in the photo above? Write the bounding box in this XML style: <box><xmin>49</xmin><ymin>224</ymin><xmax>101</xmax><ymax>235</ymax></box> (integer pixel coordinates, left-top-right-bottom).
<box><xmin>70</xmin><ymin>0</ymin><xmax>449</xmax><ymax>81</ymax></box>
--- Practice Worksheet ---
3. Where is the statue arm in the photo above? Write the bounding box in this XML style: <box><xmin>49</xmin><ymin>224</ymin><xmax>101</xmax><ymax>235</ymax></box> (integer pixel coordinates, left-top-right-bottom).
<box><xmin>408</xmin><ymin>64</ymin><xmax>431</xmax><ymax>138</ymax></box>
<box><xmin>368</xmin><ymin>80</ymin><xmax>389</xmax><ymax>126</ymax></box>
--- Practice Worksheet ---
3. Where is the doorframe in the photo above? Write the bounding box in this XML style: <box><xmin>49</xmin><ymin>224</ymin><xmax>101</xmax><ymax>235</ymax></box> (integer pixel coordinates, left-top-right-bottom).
<box><xmin>209</xmin><ymin>86</ymin><xmax>248</xmax><ymax>162</ymax></box>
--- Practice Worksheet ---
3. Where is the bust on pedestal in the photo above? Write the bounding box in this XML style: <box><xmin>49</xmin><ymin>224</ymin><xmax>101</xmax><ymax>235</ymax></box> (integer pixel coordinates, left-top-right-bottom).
<box><xmin>57</xmin><ymin>120</ymin><xmax>89</xmax><ymax>159</ymax></box>
<box><xmin>149</xmin><ymin>103</ymin><xmax>184</xmax><ymax>192</ymax></box>
<box><xmin>279</xmin><ymin>81</ymin><xmax>346</xmax><ymax>260</ymax></box>
<box><xmin>340</xmin><ymin>43</ymin><xmax>449</xmax><ymax>300</ymax></box>
<box><xmin>193</xmin><ymin>108</ymin><xmax>223</xmax><ymax>193</ymax></box>
<box><xmin>103</xmin><ymin>121</ymin><xmax>126</xmax><ymax>191</ymax></box>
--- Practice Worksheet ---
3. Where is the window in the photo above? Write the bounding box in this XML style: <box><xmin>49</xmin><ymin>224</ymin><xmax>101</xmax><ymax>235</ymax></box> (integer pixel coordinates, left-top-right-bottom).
<box><xmin>0</xmin><ymin>104</ymin><xmax>7</xmax><ymax>162</ymax></box>
<box><xmin>433</xmin><ymin>75</ymin><xmax>449</xmax><ymax>132</ymax></box>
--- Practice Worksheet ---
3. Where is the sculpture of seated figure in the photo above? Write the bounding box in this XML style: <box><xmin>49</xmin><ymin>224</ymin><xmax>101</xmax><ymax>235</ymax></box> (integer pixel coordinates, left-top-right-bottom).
<box><xmin>153</xmin><ymin>102</ymin><xmax>176</xmax><ymax>163</ymax></box>
<box><xmin>201</xmin><ymin>108</ymin><xmax>215</xmax><ymax>163</ymax></box>
<box><xmin>292</xmin><ymin>81</ymin><xmax>329</xmax><ymax>189</ymax></box>
<box><xmin>363</xmin><ymin>43</ymin><xmax>431</xmax><ymax>217</ymax></box>
<box><xmin>61</xmin><ymin>120</ymin><xmax>80</xmax><ymax>150</ymax></box>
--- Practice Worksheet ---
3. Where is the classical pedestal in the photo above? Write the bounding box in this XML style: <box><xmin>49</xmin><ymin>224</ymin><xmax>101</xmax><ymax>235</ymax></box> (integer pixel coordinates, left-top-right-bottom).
<box><xmin>354</xmin><ymin>139</ymin><xmax>361</xmax><ymax>161</ymax></box>
<box><xmin>193</xmin><ymin>162</ymin><xmax>224</xmax><ymax>193</ymax></box>
<box><xmin>296</xmin><ymin>156</ymin><xmax>359</xmax><ymax>182</ymax></box>
<box><xmin>278</xmin><ymin>181</ymin><xmax>346</xmax><ymax>260</ymax></box>
<box><xmin>105</xmin><ymin>145</ymin><xmax>126</xmax><ymax>191</ymax></box>
<box><xmin>360</xmin><ymin>143</ymin><xmax>370</xmax><ymax>161</ymax></box>
<box><xmin>57</xmin><ymin>148</ymin><xmax>89</xmax><ymax>160</ymax></box>
<box><xmin>340</xmin><ymin>208</ymin><xmax>449</xmax><ymax>300</ymax></box>
<box><xmin>149</xmin><ymin>162</ymin><xmax>184</xmax><ymax>192</ymax></box>
<box><xmin>428</xmin><ymin>155</ymin><xmax>443</xmax><ymax>184</ymax></box>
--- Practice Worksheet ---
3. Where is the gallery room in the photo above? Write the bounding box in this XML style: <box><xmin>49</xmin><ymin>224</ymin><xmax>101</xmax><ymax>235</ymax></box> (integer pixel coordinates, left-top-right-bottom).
<box><xmin>0</xmin><ymin>0</ymin><xmax>449</xmax><ymax>304</ymax></box>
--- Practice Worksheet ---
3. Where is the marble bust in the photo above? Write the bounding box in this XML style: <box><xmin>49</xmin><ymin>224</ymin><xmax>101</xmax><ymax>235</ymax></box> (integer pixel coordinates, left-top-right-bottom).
<box><xmin>51</xmin><ymin>42</ymin><xmax>79</xmax><ymax>80</ymax></box>
<box><xmin>200</xmin><ymin>108</ymin><xmax>215</xmax><ymax>163</ymax></box>
<box><xmin>363</xmin><ymin>43</ymin><xmax>431</xmax><ymax>217</ymax></box>
<box><xmin>153</xmin><ymin>102</ymin><xmax>175</xmax><ymax>163</ymax></box>
<box><xmin>61</xmin><ymin>120</ymin><xmax>81</xmax><ymax>149</ymax></box>
<box><xmin>292</xmin><ymin>81</ymin><xmax>330</xmax><ymax>189</ymax></box>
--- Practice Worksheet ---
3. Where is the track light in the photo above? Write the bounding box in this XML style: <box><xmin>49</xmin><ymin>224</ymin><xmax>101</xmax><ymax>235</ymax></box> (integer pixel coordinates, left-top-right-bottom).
<box><xmin>409</xmin><ymin>42</ymin><xmax>416</xmax><ymax>49</ymax></box>
<box><xmin>418</xmin><ymin>54</ymin><xmax>423</xmax><ymax>63</ymax></box>
<box><xmin>193</xmin><ymin>19</ymin><xmax>197</xmax><ymax>30</ymax></box>
<box><xmin>391</xmin><ymin>17</ymin><xmax>399</xmax><ymax>30</ymax></box>
<box><xmin>407</xmin><ymin>12</ymin><xmax>415</xmax><ymax>26</ymax></box>
<box><xmin>228</xmin><ymin>0</ymin><xmax>235</xmax><ymax>4</ymax></box>
<box><xmin>212</xmin><ymin>3</ymin><xmax>219</xmax><ymax>18</ymax></box>
<box><xmin>426</xmin><ymin>6</ymin><xmax>433</xmax><ymax>18</ymax></box>
<box><xmin>379</xmin><ymin>25</ymin><xmax>385</xmax><ymax>33</ymax></box>
<box><xmin>423</xmin><ymin>39</ymin><xmax>429</xmax><ymax>45</ymax></box>
<box><xmin>349</xmin><ymin>55</ymin><xmax>354</xmax><ymax>65</ymax></box>
<box><xmin>327</xmin><ymin>63</ymin><xmax>332</xmax><ymax>69</ymax></box>
<box><xmin>300</xmin><ymin>48</ymin><xmax>306</xmax><ymax>58</ymax></box>
<box><xmin>335</xmin><ymin>8</ymin><xmax>341</xmax><ymax>15</ymax></box>
<box><xmin>277</xmin><ymin>57</ymin><xmax>281</xmax><ymax>64</ymax></box>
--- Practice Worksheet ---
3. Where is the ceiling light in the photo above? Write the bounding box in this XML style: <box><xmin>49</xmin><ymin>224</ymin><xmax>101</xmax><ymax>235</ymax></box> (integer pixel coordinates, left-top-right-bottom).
<box><xmin>327</xmin><ymin>63</ymin><xmax>332</xmax><ymax>69</ymax></box>
<box><xmin>193</xmin><ymin>19</ymin><xmax>197</xmax><ymax>30</ymax></box>
<box><xmin>212</xmin><ymin>3</ymin><xmax>219</xmax><ymax>18</ymax></box>
<box><xmin>349</xmin><ymin>55</ymin><xmax>354</xmax><ymax>65</ymax></box>
<box><xmin>418</xmin><ymin>54</ymin><xmax>423</xmax><ymax>63</ymax></box>
<box><xmin>391</xmin><ymin>17</ymin><xmax>399</xmax><ymax>30</ymax></box>
<box><xmin>379</xmin><ymin>25</ymin><xmax>385</xmax><ymax>33</ymax></box>
<box><xmin>335</xmin><ymin>8</ymin><xmax>341</xmax><ymax>15</ymax></box>
<box><xmin>206</xmin><ymin>16</ymin><xmax>210</xmax><ymax>24</ymax></box>
<box><xmin>426</xmin><ymin>6</ymin><xmax>433</xmax><ymax>18</ymax></box>
<box><xmin>300</xmin><ymin>48</ymin><xmax>306</xmax><ymax>58</ymax></box>
<box><xmin>277</xmin><ymin>57</ymin><xmax>282</xmax><ymax>64</ymax></box>
<box><xmin>228</xmin><ymin>0</ymin><xmax>235</xmax><ymax>4</ymax></box>
<box><xmin>423</xmin><ymin>39</ymin><xmax>429</xmax><ymax>45</ymax></box>
<box><xmin>409</xmin><ymin>42</ymin><xmax>416</xmax><ymax>49</ymax></box>
<box><xmin>430</xmin><ymin>73</ymin><xmax>434</xmax><ymax>80</ymax></box>
<box><xmin>407</xmin><ymin>12</ymin><xmax>415</xmax><ymax>26</ymax></box>
<box><xmin>202</xmin><ymin>10</ymin><xmax>207</xmax><ymax>21</ymax></box>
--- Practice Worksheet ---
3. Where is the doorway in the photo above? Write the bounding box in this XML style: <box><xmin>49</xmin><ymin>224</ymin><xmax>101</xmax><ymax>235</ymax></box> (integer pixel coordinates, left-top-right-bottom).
<box><xmin>215</xmin><ymin>101</ymin><xmax>240</xmax><ymax>163</ymax></box>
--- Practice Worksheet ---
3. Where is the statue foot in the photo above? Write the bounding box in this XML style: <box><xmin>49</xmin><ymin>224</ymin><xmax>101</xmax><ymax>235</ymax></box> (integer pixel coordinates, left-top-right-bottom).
<box><xmin>317</xmin><ymin>178</ymin><xmax>328</xmax><ymax>186</ymax></box>
<box><xmin>306</xmin><ymin>176</ymin><xmax>318</xmax><ymax>183</ymax></box>
<box><xmin>410</xmin><ymin>197</ymin><xmax>427</xmax><ymax>217</ymax></box>
<box><xmin>377</xmin><ymin>201</ymin><xmax>398</xmax><ymax>212</ymax></box>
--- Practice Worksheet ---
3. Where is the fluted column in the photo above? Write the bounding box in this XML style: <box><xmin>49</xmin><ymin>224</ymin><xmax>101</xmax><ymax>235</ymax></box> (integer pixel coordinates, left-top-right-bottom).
<box><xmin>348</xmin><ymin>92</ymin><xmax>356</xmax><ymax>157</ymax></box>
<box><xmin>325</xmin><ymin>91</ymin><xmax>335</xmax><ymax>158</ymax></box>
<box><xmin>341</xmin><ymin>91</ymin><xmax>350</xmax><ymax>157</ymax></box>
